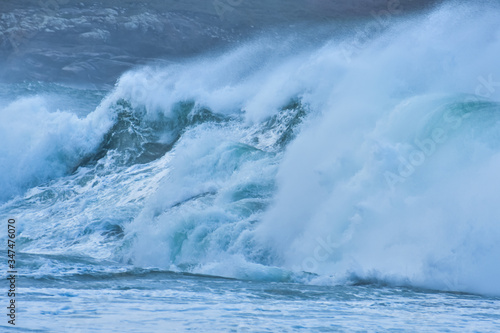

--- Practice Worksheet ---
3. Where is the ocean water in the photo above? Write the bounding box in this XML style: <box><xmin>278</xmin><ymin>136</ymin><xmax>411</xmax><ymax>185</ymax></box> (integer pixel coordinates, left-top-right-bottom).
<box><xmin>1</xmin><ymin>0</ymin><xmax>500</xmax><ymax>331</ymax></box>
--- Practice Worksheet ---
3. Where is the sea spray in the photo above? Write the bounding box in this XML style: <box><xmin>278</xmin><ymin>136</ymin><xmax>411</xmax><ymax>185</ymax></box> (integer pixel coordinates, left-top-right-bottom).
<box><xmin>0</xmin><ymin>1</ymin><xmax>499</xmax><ymax>297</ymax></box>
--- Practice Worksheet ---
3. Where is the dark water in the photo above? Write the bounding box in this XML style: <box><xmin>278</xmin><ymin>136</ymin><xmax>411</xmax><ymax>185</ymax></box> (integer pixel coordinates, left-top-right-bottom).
<box><xmin>0</xmin><ymin>0</ymin><xmax>441</xmax><ymax>85</ymax></box>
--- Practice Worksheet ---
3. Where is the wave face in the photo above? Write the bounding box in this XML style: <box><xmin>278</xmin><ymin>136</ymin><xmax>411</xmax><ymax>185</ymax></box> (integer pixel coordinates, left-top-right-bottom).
<box><xmin>2</xmin><ymin>1</ymin><xmax>500</xmax><ymax>296</ymax></box>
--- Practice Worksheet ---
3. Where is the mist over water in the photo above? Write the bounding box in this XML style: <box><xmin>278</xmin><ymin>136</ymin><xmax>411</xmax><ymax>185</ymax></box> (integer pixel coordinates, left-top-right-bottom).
<box><xmin>254</xmin><ymin>2</ymin><xmax>500</xmax><ymax>295</ymax></box>
<box><xmin>120</xmin><ymin>1</ymin><xmax>500</xmax><ymax>296</ymax></box>
<box><xmin>1</xmin><ymin>0</ymin><xmax>500</xmax><ymax>314</ymax></box>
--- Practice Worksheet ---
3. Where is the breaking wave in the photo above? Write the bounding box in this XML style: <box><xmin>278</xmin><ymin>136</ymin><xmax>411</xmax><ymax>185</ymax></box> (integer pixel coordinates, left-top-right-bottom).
<box><xmin>1</xmin><ymin>1</ymin><xmax>500</xmax><ymax>296</ymax></box>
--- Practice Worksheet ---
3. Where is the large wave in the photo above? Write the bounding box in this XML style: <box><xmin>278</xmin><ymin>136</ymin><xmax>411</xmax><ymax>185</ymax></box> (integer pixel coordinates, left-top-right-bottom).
<box><xmin>125</xmin><ymin>1</ymin><xmax>500</xmax><ymax>295</ymax></box>
<box><xmin>2</xmin><ymin>1</ymin><xmax>500</xmax><ymax>296</ymax></box>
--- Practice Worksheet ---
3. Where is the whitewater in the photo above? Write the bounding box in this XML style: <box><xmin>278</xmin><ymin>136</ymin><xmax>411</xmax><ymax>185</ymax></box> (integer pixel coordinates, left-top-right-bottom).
<box><xmin>1</xmin><ymin>0</ymin><xmax>500</xmax><ymax>331</ymax></box>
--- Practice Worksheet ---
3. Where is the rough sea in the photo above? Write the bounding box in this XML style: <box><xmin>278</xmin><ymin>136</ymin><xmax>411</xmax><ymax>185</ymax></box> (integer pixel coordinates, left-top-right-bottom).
<box><xmin>1</xmin><ymin>0</ymin><xmax>500</xmax><ymax>331</ymax></box>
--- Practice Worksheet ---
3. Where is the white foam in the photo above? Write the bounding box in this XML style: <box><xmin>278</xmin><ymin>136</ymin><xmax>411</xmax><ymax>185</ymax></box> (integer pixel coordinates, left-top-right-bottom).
<box><xmin>0</xmin><ymin>95</ymin><xmax>113</xmax><ymax>201</ymax></box>
<box><xmin>125</xmin><ymin>2</ymin><xmax>500</xmax><ymax>295</ymax></box>
<box><xmin>256</xmin><ymin>2</ymin><xmax>500</xmax><ymax>295</ymax></box>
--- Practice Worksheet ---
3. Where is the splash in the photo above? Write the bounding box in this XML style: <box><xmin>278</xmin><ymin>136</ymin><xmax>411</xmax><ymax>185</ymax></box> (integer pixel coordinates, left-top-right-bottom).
<box><xmin>2</xmin><ymin>1</ymin><xmax>500</xmax><ymax>296</ymax></box>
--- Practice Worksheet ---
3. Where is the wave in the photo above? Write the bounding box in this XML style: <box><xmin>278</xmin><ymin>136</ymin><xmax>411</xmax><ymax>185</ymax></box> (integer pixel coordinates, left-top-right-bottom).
<box><xmin>1</xmin><ymin>1</ymin><xmax>500</xmax><ymax>296</ymax></box>
<box><xmin>0</xmin><ymin>94</ymin><xmax>113</xmax><ymax>202</ymax></box>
